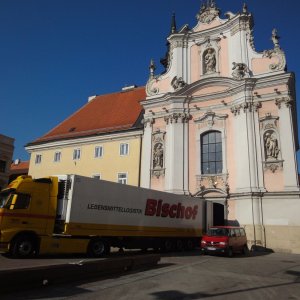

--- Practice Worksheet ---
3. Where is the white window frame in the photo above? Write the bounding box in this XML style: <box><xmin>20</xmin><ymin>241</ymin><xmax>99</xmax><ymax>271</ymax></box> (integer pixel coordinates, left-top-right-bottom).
<box><xmin>117</xmin><ymin>172</ymin><xmax>128</xmax><ymax>184</ymax></box>
<box><xmin>120</xmin><ymin>143</ymin><xmax>129</xmax><ymax>156</ymax></box>
<box><xmin>73</xmin><ymin>148</ymin><xmax>81</xmax><ymax>160</ymax></box>
<box><xmin>94</xmin><ymin>145</ymin><xmax>104</xmax><ymax>158</ymax></box>
<box><xmin>35</xmin><ymin>154</ymin><xmax>42</xmax><ymax>164</ymax></box>
<box><xmin>92</xmin><ymin>173</ymin><xmax>101</xmax><ymax>180</ymax></box>
<box><xmin>54</xmin><ymin>151</ymin><xmax>61</xmax><ymax>163</ymax></box>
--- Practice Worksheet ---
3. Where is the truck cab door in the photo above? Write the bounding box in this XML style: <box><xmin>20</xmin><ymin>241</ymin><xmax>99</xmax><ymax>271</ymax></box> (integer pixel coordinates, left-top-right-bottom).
<box><xmin>2</xmin><ymin>193</ymin><xmax>31</xmax><ymax>232</ymax></box>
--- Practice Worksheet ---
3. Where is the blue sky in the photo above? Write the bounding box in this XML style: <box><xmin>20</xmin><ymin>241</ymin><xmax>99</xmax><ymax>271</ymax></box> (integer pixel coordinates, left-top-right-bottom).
<box><xmin>0</xmin><ymin>0</ymin><xmax>299</xmax><ymax>162</ymax></box>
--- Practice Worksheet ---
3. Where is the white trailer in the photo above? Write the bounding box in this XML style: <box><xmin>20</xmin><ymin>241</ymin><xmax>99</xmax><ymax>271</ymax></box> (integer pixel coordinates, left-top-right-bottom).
<box><xmin>55</xmin><ymin>175</ymin><xmax>204</xmax><ymax>255</ymax></box>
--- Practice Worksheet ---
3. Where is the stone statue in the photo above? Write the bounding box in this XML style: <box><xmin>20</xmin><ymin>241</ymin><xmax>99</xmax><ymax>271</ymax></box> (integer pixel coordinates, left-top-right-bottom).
<box><xmin>153</xmin><ymin>143</ymin><xmax>164</xmax><ymax>168</ymax></box>
<box><xmin>232</xmin><ymin>62</ymin><xmax>249</xmax><ymax>79</ymax></box>
<box><xmin>271</xmin><ymin>28</ymin><xmax>280</xmax><ymax>48</ymax></box>
<box><xmin>171</xmin><ymin>76</ymin><xmax>186</xmax><ymax>90</ymax></box>
<box><xmin>264</xmin><ymin>132</ymin><xmax>280</xmax><ymax>159</ymax></box>
<box><xmin>204</xmin><ymin>49</ymin><xmax>216</xmax><ymax>73</ymax></box>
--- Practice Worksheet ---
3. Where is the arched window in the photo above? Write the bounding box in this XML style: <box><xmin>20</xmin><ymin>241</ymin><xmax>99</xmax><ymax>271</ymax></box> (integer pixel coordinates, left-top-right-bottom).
<box><xmin>201</xmin><ymin>131</ymin><xmax>222</xmax><ymax>174</ymax></box>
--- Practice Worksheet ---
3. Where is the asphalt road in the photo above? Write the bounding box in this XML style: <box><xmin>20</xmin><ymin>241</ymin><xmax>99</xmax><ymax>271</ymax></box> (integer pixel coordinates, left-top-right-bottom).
<box><xmin>2</xmin><ymin>250</ymin><xmax>300</xmax><ymax>300</ymax></box>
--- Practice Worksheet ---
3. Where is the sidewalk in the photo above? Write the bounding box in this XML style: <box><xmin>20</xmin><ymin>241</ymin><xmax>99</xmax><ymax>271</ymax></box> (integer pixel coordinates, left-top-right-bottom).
<box><xmin>0</xmin><ymin>253</ymin><xmax>161</xmax><ymax>293</ymax></box>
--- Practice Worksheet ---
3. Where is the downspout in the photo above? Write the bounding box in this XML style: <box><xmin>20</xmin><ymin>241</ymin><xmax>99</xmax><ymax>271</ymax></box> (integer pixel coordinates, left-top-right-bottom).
<box><xmin>138</xmin><ymin>133</ymin><xmax>143</xmax><ymax>188</ymax></box>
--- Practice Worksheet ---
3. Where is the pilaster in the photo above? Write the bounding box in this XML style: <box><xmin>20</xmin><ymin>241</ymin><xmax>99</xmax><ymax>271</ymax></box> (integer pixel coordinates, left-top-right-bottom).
<box><xmin>231</xmin><ymin>98</ymin><xmax>264</xmax><ymax>193</ymax></box>
<box><xmin>164</xmin><ymin>112</ymin><xmax>190</xmax><ymax>194</ymax></box>
<box><xmin>140</xmin><ymin>117</ymin><xmax>154</xmax><ymax>188</ymax></box>
<box><xmin>275</xmin><ymin>97</ymin><xmax>299</xmax><ymax>191</ymax></box>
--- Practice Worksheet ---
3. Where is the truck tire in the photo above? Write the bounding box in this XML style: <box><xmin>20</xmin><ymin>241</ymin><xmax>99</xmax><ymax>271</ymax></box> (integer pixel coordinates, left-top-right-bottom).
<box><xmin>162</xmin><ymin>239</ymin><xmax>173</xmax><ymax>252</ymax></box>
<box><xmin>185</xmin><ymin>239</ymin><xmax>195</xmax><ymax>251</ymax></box>
<box><xmin>10</xmin><ymin>235</ymin><xmax>36</xmax><ymax>258</ymax></box>
<box><xmin>87</xmin><ymin>238</ymin><xmax>110</xmax><ymax>257</ymax></box>
<box><xmin>176</xmin><ymin>239</ymin><xmax>184</xmax><ymax>251</ymax></box>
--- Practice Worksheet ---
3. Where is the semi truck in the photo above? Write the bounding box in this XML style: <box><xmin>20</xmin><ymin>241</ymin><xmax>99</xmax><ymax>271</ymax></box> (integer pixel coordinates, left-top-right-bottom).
<box><xmin>0</xmin><ymin>174</ymin><xmax>204</xmax><ymax>258</ymax></box>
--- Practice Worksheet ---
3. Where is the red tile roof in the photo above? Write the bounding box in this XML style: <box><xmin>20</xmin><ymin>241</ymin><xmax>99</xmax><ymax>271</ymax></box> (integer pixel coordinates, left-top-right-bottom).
<box><xmin>29</xmin><ymin>87</ymin><xmax>146</xmax><ymax>145</ymax></box>
<box><xmin>10</xmin><ymin>161</ymin><xmax>29</xmax><ymax>174</ymax></box>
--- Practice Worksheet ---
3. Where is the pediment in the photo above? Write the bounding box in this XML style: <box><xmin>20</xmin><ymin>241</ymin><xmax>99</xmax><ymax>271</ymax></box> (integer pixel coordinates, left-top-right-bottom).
<box><xmin>175</xmin><ymin>77</ymin><xmax>241</xmax><ymax>97</ymax></box>
<box><xmin>192</xmin><ymin>85</ymin><xmax>228</xmax><ymax>97</ymax></box>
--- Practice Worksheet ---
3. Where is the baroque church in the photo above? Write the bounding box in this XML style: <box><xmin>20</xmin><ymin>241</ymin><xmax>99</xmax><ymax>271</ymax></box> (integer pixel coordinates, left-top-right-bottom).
<box><xmin>140</xmin><ymin>2</ymin><xmax>300</xmax><ymax>253</ymax></box>
<box><xmin>27</xmin><ymin>2</ymin><xmax>300</xmax><ymax>253</ymax></box>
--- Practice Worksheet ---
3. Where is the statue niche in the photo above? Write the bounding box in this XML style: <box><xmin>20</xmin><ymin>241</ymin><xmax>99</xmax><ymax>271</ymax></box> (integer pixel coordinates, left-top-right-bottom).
<box><xmin>153</xmin><ymin>142</ymin><xmax>164</xmax><ymax>169</ymax></box>
<box><xmin>264</xmin><ymin>130</ymin><xmax>280</xmax><ymax>160</ymax></box>
<box><xmin>203</xmin><ymin>48</ymin><xmax>216</xmax><ymax>74</ymax></box>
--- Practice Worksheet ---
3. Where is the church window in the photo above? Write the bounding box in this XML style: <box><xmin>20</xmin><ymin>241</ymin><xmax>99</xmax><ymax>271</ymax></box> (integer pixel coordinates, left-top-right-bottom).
<box><xmin>201</xmin><ymin>131</ymin><xmax>222</xmax><ymax>174</ymax></box>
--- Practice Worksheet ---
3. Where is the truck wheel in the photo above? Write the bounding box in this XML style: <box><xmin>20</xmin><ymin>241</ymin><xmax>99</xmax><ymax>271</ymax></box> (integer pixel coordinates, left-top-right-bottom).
<box><xmin>185</xmin><ymin>239</ymin><xmax>194</xmax><ymax>251</ymax></box>
<box><xmin>162</xmin><ymin>239</ymin><xmax>173</xmax><ymax>252</ymax></box>
<box><xmin>176</xmin><ymin>239</ymin><xmax>184</xmax><ymax>251</ymax></box>
<box><xmin>87</xmin><ymin>238</ymin><xmax>109</xmax><ymax>257</ymax></box>
<box><xmin>11</xmin><ymin>235</ymin><xmax>36</xmax><ymax>258</ymax></box>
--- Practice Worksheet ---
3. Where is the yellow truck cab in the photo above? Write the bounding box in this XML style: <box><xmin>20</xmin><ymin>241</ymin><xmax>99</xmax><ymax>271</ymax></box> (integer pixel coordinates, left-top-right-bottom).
<box><xmin>0</xmin><ymin>176</ymin><xmax>58</xmax><ymax>257</ymax></box>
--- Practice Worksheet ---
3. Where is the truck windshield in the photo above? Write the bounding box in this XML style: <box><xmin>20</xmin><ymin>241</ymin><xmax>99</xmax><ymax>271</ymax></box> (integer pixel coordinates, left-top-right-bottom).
<box><xmin>0</xmin><ymin>189</ymin><xmax>14</xmax><ymax>208</ymax></box>
<box><xmin>207</xmin><ymin>228</ymin><xmax>229</xmax><ymax>237</ymax></box>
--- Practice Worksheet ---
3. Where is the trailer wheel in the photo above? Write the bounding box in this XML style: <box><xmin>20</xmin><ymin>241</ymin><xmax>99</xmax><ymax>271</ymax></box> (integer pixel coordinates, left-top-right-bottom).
<box><xmin>10</xmin><ymin>235</ymin><xmax>36</xmax><ymax>258</ymax></box>
<box><xmin>176</xmin><ymin>239</ymin><xmax>184</xmax><ymax>251</ymax></box>
<box><xmin>185</xmin><ymin>239</ymin><xmax>194</xmax><ymax>251</ymax></box>
<box><xmin>162</xmin><ymin>239</ymin><xmax>173</xmax><ymax>252</ymax></box>
<box><xmin>87</xmin><ymin>238</ymin><xmax>110</xmax><ymax>257</ymax></box>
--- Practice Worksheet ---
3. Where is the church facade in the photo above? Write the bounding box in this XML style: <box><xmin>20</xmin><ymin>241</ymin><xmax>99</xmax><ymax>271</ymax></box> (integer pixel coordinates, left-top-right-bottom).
<box><xmin>140</xmin><ymin>3</ymin><xmax>300</xmax><ymax>253</ymax></box>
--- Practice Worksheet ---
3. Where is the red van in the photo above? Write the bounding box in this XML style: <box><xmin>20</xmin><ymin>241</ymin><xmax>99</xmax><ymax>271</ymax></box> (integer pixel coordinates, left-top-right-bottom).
<box><xmin>200</xmin><ymin>226</ymin><xmax>248</xmax><ymax>257</ymax></box>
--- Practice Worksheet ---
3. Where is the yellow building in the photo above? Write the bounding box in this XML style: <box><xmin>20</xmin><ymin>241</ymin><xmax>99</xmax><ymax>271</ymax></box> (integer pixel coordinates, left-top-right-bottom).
<box><xmin>26</xmin><ymin>86</ymin><xmax>145</xmax><ymax>186</ymax></box>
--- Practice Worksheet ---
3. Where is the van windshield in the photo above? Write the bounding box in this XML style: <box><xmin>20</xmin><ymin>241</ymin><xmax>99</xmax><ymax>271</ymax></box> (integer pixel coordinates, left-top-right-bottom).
<box><xmin>0</xmin><ymin>189</ymin><xmax>14</xmax><ymax>208</ymax></box>
<box><xmin>207</xmin><ymin>228</ymin><xmax>229</xmax><ymax>237</ymax></box>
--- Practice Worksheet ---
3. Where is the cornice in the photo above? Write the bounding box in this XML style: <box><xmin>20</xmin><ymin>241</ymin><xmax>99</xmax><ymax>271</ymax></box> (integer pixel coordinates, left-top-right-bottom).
<box><xmin>142</xmin><ymin>72</ymin><xmax>293</xmax><ymax>111</ymax></box>
<box><xmin>254</xmin><ymin>72</ymin><xmax>293</xmax><ymax>89</ymax></box>
<box><xmin>25</xmin><ymin>129</ymin><xmax>143</xmax><ymax>152</ymax></box>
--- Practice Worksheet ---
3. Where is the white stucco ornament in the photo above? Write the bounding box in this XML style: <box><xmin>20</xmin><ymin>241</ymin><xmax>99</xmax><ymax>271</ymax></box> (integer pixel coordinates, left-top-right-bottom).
<box><xmin>263</xmin><ymin>28</ymin><xmax>286</xmax><ymax>71</ymax></box>
<box><xmin>196</xmin><ymin>0</ymin><xmax>220</xmax><ymax>24</ymax></box>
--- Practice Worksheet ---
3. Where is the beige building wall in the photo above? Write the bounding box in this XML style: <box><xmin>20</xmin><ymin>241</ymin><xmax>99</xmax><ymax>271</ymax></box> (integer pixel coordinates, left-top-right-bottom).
<box><xmin>27</xmin><ymin>132</ymin><xmax>142</xmax><ymax>186</ymax></box>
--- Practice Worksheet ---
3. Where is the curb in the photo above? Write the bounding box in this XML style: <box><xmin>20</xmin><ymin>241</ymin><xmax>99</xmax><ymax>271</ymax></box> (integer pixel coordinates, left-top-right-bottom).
<box><xmin>0</xmin><ymin>254</ymin><xmax>161</xmax><ymax>293</ymax></box>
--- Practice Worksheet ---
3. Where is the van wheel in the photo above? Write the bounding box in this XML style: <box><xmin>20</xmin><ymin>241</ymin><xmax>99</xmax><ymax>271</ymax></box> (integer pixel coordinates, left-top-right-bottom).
<box><xmin>87</xmin><ymin>238</ymin><xmax>110</xmax><ymax>257</ymax></box>
<box><xmin>227</xmin><ymin>247</ymin><xmax>233</xmax><ymax>258</ymax></box>
<box><xmin>242</xmin><ymin>245</ymin><xmax>250</xmax><ymax>256</ymax></box>
<box><xmin>11</xmin><ymin>235</ymin><xmax>36</xmax><ymax>258</ymax></box>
